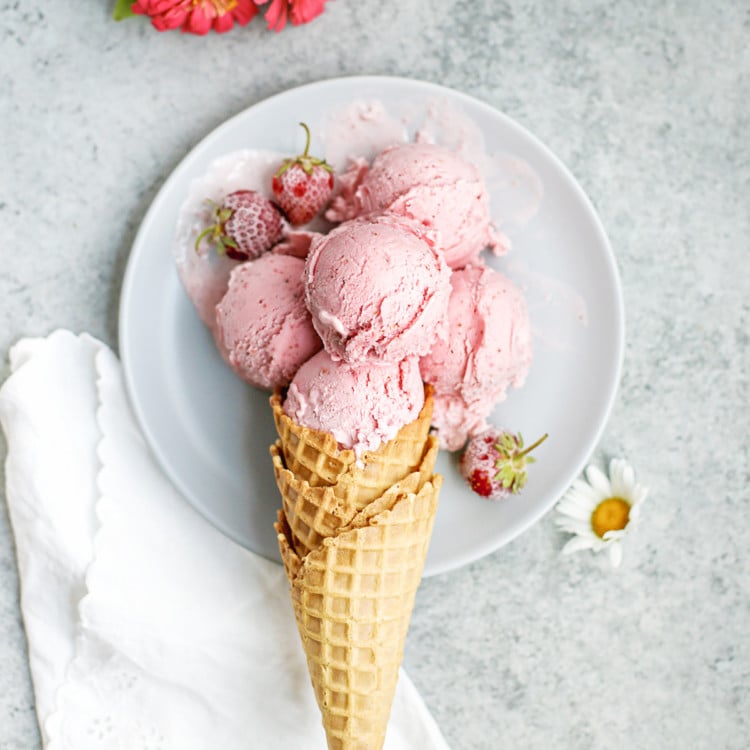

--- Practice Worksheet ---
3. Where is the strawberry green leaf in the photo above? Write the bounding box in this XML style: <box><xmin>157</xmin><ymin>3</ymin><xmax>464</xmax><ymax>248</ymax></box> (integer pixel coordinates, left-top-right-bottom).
<box><xmin>113</xmin><ymin>0</ymin><xmax>136</xmax><ymax>20</ymax></box>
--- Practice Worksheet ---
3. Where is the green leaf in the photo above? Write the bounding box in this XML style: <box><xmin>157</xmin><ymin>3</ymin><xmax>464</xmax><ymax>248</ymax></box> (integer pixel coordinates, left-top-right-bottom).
<box><xmin>113</xmin><ymin>0</ymin><xmax>136</xmax><ymax>21</ymax></box>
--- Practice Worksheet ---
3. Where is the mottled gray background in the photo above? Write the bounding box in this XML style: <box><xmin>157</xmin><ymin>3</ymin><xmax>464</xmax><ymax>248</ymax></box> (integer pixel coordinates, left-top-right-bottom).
<box><xmin>1</xmin><ymin>1</ymin><xmax>748</xmax><ymax>748</ymax></box>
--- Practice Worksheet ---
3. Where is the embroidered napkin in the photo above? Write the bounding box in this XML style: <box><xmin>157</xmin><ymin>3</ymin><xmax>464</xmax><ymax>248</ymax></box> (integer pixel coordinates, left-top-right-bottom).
<box><xmin>0</xmin><ymin>330</ymin><xmax>449</xmax><ymax>750</ymax></box>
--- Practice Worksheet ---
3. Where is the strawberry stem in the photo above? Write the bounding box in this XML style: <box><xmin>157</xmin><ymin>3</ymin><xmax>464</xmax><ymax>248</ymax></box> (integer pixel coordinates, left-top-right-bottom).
<box><xmin>194</xmin><ymin>199</ymin><xmax>227</xmax><ymax>253</ymax></box>
<box><xmin>299</xmin><ymin>122</ymin><xmax>311</xmax><ymax>158</ymax></box>
<box><xmin>194</xmin><ymin>225</ymin><xmax>214</xmax><ymax>253</ymax></box>
<box><xmin>517</xmin><ymin>433</ymin><xmax>548</xmax><ymax>458</ymax></box>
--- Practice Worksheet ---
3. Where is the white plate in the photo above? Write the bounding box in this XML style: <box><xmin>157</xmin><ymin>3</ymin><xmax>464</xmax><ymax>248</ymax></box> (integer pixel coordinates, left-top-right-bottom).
<box><xmin>119</xmin><ymin>76</ymin><xmax>624</xmax><ymax>577</ymax></box>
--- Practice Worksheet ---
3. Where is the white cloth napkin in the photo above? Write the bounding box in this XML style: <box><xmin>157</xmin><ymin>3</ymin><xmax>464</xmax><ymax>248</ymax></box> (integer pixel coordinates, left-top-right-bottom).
<box><xmin>0</xmin><ymin>330</ymin><xmax>449</xmax><ymax>750</ymax></box>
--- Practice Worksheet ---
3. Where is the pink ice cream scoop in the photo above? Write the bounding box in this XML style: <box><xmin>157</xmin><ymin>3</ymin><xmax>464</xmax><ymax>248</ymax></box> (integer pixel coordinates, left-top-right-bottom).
<box><xmin>215</xmin><ymin>253</ymin><xmax>322</xmax><ymax>390</ymax></box>
<box><xmin>419</xmin><ymin>264</ymin><xmax>532</xmax><ymax>451</ymax></box>
<box><xmin>326</xmin><ymin>142</ymin><xmax>505</xmax><ymax>269</ymax></box>
<box><xmin>304</xmin><ymin>215</ymin><xmax>451</xmax><ymax>364</ymax></box>
<box><xmin>283</xmin><ymin>350</ymin><xmax>424</xmax><ymax>455</ymax></box>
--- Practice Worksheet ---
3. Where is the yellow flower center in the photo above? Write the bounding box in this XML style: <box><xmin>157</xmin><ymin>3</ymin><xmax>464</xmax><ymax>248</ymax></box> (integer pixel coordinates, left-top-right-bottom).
<box><xmin>193</xmin><ymin>0</ymin><xmax>237</xmax><ymax>13</ymax></box>
<box><xmin>591</xmin><ymin>497</ymin><xmax>631</xmax><ymax>538</ymax></box>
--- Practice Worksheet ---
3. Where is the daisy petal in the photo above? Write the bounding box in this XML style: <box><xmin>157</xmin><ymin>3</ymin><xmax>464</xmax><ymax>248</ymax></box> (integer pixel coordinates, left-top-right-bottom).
<box><xmin>564</xmin><ymin>481</ymin><xmax>605</xmax><ymax>507</ymax></box>
<box><xmin>609</xmin><ymin>457</ymin><xmax>627</xmax><ymax>473</ymax></box>
<box><xmin>623</xmin><ymin>464</ymin><xmax>635</xmax><ymax>489</ymax></box>
<box><xmin>609</xmin><ymin>543</ymin><xmax>623</xmax><ymax>567</ymax></box>
<box><xmin>555</xmin><ymin>501</ymin><xmax>593</xmax><ymax>522</ymax></box>
<box><xmin>555</xmin><ymin>519</ymin><xmax>594</xmax><ymax>536</ymax></box>
<box><xmin>562</xmin><ymin>536</ymin><xmax>596</xmax><ymax>555</ymax></box>
<box><xmin>610</xmin><ymin>459</ymin><xmax>629</xmax><ymax>497</ymax></box>
<box><xmin>633</xmin><ymin>485</ymin><xmax>649</xmax><ymax>505</ymax></box>
<box><xmin>602</xmin><ymin>528</ymin><xmax>627</xmax><ymax>541</ymax></box>
<box><xmin>585</xmin><ymin>465</ymin><xmax>612</xmax><ymax>496</ymax></box>
<box><xmin>571</xmin><ymin>478</ymin><xmax>603</xmax><ymax>499</ymax></box>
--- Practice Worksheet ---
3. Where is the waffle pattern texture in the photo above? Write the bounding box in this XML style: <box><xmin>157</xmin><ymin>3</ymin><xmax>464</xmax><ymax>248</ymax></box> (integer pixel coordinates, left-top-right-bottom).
<box><xmin>271</xmin><ymin>388</ymin><xmax>441</xmax><ymax>750</ymax></box>
<box><xmin>270</xmin><ymin>389</ymin><xmax>434</xmax><ymax>488</ymax></box>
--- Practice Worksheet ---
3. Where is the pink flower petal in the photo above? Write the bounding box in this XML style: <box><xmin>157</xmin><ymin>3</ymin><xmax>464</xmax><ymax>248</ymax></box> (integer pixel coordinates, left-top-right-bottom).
<box><xmin>185</xmin><ymin>5</ymin><xmax>213</xmax><ymax>34</ymax></box>
<box><xmin>233</xmin><ymin>0</ymin><xmax>258</xmax><ymax>25</ymax></box>
<box><xmin>290</xmin><ymin>0</ymin><xmax>326</xmax><ymax>26</ymax></box>
<box><xmin>264</xmin><ymin>0</ymin><xmax>288</xmax><ymax>31</ymax></box>
<box><xmin>154</xmin><ymin>4</ymin><xmax>189</xmax><ymax>30</ymax></box>
<box><xmin>154</xmin><ymin>0</ymin><xmax>184</xmax><ymax>12</ymax></box>
<box><xmin>213</xmin><ymin>11</ymin><xmax>235</xmax><ymax>32</ymax></box>
<box><xmin>136</xmin><ymin>0</ymin><xmax>294</xmax><ymax>33</ymax></box>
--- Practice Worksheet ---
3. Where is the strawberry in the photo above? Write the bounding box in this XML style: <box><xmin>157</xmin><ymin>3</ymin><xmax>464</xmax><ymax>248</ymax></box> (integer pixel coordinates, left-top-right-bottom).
<box><xmin>195</xmin><ymin>190</ymin><xmax>283</xmax><ymax>261</ymax></box>
<box><xmin>272</xmin><ymin>122</ymin><xmax>334</xmax><ymax>226</ymax></box>
<box><xmin>459</xmin><ymin>428</ymin><xmax>548</xmax><ymax>500</ymax></box>
<box><xmin>468</xmin><ymin>469</ymin><xmax>494</xmax><ymax>498</ymax></box>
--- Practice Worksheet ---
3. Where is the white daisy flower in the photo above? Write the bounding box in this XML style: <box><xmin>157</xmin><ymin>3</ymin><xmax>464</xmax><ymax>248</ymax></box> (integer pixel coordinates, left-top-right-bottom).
<box><xmin>555</xmin><ymin>458</ymin><xmax>648</xmax><ymax>567</ymax></box>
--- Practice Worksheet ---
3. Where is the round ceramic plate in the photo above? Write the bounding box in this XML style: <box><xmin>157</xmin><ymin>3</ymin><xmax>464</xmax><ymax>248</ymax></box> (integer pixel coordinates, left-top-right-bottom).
<box><xmin>119</xmin><ymin>76</ymin><xmax>624</xmax><ymax>577</ymax></box>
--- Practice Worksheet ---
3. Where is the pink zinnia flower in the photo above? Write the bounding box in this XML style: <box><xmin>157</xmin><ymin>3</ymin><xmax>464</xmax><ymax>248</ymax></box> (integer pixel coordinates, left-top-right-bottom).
<box><xmin>132</xmin><ymin>0</ymin><xmax>258</xmax><ymax>34</ymax></box>
<box><xmin>258</xmin><ymin>0</ymin><xmax>327</xmax><ymax>32</ymax></box>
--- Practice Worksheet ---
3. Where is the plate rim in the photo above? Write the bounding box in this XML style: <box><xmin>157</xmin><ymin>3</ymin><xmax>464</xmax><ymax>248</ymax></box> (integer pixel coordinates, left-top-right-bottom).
<box><xmin>119</xmin><ymin>75</ymin><xmax>625</xmax><ymax>577</ymax></box>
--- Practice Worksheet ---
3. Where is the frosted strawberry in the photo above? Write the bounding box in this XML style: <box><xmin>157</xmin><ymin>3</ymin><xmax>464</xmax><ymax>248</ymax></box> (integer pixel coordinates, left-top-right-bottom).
<box><xmin>272</xmin><ymin>122</ymin><xmax>334</xmax><ymax>226</ymax></box>
<box><xmin>459</xmin><ymin>428</ymin><xmax>548</xmax><ymax>500</ymax></box>
<box><xmin>195</xmin><ymin>190</ymin><xmax>283</xmax><ymax>261</ymax></box>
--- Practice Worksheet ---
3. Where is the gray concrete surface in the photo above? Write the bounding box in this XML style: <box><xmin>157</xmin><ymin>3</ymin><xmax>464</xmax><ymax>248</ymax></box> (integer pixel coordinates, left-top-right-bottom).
<box><xmin>1</xmin><ymin>1</ymin><xmax>748</xmax><ymax>748</ymax></box>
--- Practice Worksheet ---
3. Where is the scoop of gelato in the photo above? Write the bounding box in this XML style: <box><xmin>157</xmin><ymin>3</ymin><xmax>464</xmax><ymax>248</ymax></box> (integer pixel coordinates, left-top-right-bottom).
<box><xmin>283</xmin><ymin>350</ymin><xmax>424</xmax><ymax>455</ymax></box>
<box><xmin>215</xmin><ymin>253</ymin><xmax>321</xmax><ymax>390</ymax></box>
<box><xmin>326</xmin><ymin>142</ymin><xmax>505</xmax><ymax>268</ymax></box>
<box><xmin>305</xmin><ymin>215</ymin><xmax>450</xmax><ymax>364</ymax></box>
<box><xmin>420</xmin><ymin>264</ymin><xmax>532</xmax><ymax>450</ymax></box>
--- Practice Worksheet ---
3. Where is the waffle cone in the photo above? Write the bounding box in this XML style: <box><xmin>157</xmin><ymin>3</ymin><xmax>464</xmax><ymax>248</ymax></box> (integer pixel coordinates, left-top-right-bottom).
<box><xmin>274</xmin><ymin>475</ymin><xmax>442</xmax><ymax>750</ymax></box>
<box><xmin>270</xmin><ymin>386</ymin><xmax>434</xmax><ymax>488</ymax></box>
<box><xmin>271</xmin><ymin>435</ymin><xmax>439</xmax><ymax>557</ymax></box>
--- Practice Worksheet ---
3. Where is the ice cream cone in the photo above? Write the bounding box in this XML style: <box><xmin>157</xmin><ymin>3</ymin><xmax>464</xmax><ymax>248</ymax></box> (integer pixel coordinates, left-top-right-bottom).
<box><xmin>276</xmin><ymin>509</ymin><xmax>302</xmax><ymax>582</ymax></box>
<box><xmin>269</xmin><ymin>386</ymin><xmax>434</xmax><ymax>488</ymax></box>
<box><xmin>274</xmin><ymin>475</ymin><xmax>442</xmax><ymax>750</ymax></box>
<box><xmin>270</xmin><ymin>435</ymin><xmax>439</xmax><ymax>558</ymax></box>
<box><xmin>271</xmin><ymin>382</ymin><xmax>441</xmax><ymax>748</ymax></box>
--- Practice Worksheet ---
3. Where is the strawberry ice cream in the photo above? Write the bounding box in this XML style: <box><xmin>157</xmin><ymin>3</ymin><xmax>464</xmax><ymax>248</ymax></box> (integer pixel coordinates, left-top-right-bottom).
<box><xmin>215</xmin><ymin>253</ymin><xmax>321</xmax><ymax>390</ymax></box>
<box><xmin>283</xmin><ymin>350</ymin><xmax>424</xmax><ymax>455</ymax></box>
<box><xmin>175</xmin><ymin>113</ymin><xmax>538</xmax><ymax>467</ymax></box>
<box><xmin>419</xmin><ymin>264</ymin><xmax>532</xmax><ymax>450</ymax></box>
<box><xmin>326</xmin><ymin>142</ymin><xmax>506</xmax><ymax>269</ymax></box>
<box><xmin>304</xmin><ymin>215</ymin><xmax>451</xmax><ymax>364</ymax></box>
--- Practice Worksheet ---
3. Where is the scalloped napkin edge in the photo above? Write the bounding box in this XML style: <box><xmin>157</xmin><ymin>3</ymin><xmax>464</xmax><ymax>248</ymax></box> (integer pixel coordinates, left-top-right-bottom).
<box><xmin>0</xmin><ymin>330</ymin><xmax>449</xmax><ymax>750</ymax></box>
